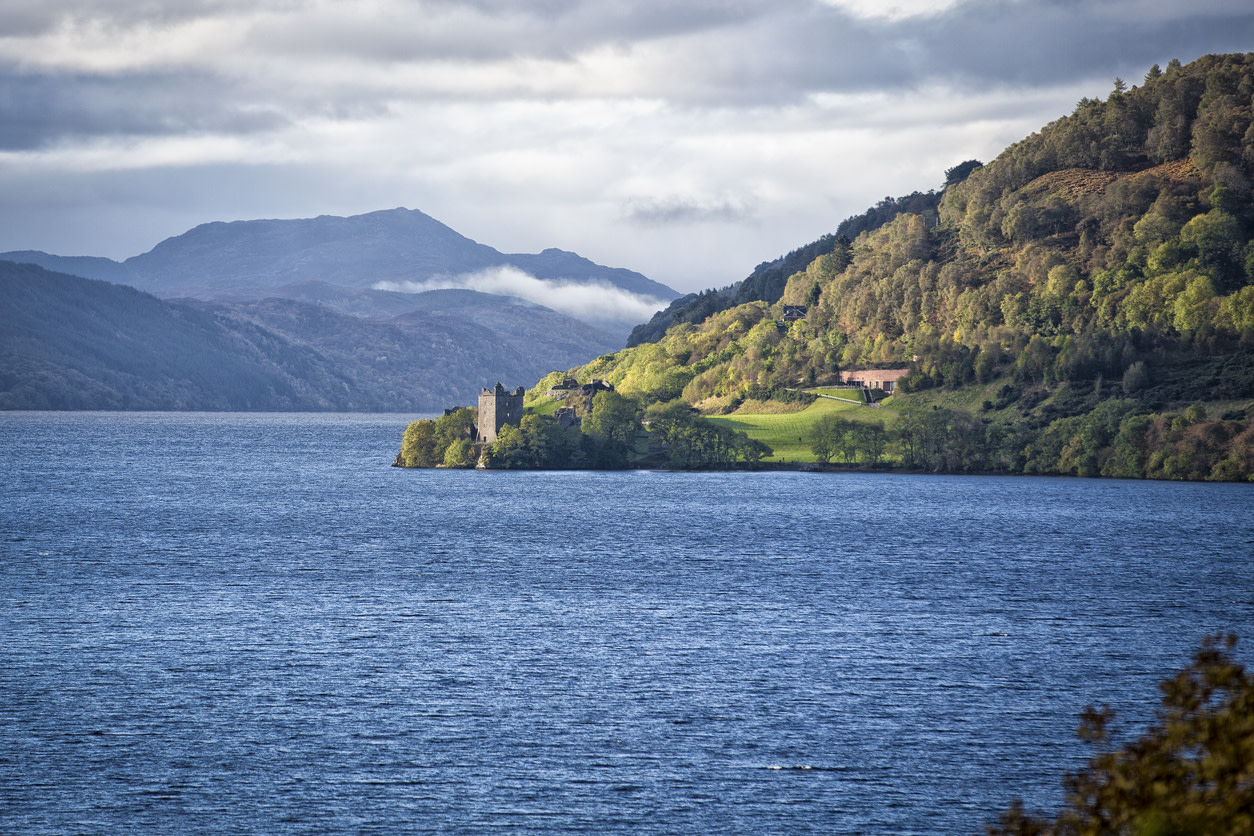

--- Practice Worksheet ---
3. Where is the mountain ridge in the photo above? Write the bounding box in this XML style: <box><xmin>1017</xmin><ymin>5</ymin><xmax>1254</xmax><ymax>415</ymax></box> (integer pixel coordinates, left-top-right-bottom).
<box><xmin>0</xmin><ymin>207</ymin><xmax>677</xmax><ymax>304</ymax></box>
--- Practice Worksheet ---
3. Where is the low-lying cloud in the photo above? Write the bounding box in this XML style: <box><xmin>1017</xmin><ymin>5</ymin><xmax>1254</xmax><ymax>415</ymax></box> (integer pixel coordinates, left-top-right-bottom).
<box><xmin>375</xmin><ymin>265</ymin><xmax>667</xmax><ymax>325</ymax></box>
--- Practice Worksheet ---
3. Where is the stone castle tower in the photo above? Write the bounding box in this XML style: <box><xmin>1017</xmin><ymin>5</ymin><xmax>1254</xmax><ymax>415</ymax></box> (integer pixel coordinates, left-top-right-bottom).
<box><xmin>477</xmin><ymin>382</ymin><xmax>525</xmax><ymax>444</ymax></box>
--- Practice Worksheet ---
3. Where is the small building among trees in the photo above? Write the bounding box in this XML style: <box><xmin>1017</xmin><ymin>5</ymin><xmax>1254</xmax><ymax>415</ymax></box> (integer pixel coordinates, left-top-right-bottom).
<box><xmin>839</xmin><ymin>369</ymin><xmax>910</xmax><ymax>395</ymax></box>
<box><xmin>781</xmin><ymin>305</ymin><xmax>808</xmax><ymax>322</ymax></box>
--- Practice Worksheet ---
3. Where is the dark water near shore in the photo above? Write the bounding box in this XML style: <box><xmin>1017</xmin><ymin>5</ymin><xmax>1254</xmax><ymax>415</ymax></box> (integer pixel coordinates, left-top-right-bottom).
<box><xmin>2</xmin><ymin>412</ymin><xmax>1252</xmax><ymax>835</ymax></box>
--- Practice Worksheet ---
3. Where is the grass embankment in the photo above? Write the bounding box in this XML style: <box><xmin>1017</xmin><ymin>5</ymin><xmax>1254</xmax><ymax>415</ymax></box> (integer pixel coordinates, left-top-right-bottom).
<box><xmin>527</xmin><ymin>397</ymin><xmax>561</xmax><ymax>417</ymax></box>
<box><xmin>892</xmin><ymin>381</ymin><xmax>1004</xmax><ymax>414</ymax></box>
<box><xmin>709</xmin><ymin>395</ymin><xmax>897</xmax><ymax>463</ymax></box>
<box><xmin>808</xmin><ymin>386</ymin><xmax>865</xmax><ymax>404</ymax></box>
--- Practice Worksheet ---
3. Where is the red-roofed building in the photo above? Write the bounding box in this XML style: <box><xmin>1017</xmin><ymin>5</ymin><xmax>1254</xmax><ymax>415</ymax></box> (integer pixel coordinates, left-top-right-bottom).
<box><xmin>840</xmin><ymin>369</ymin><xmax>910</xmax><ymax>394</ymax></box>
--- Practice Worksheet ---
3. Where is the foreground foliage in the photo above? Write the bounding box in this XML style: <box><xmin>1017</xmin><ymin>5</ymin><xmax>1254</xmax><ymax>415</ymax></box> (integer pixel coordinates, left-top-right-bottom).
<box><xmin>986</xmin><ymin>634</ymin><xmax>1253</xmax><ymax>836</ymax></box>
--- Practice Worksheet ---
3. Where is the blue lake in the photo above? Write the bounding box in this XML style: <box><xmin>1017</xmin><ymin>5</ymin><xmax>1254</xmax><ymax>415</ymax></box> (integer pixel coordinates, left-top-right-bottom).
<box><xmin>2</xmin><ymin>412</ymin><xmax>1252</xmax><ymax>835</ymax></box>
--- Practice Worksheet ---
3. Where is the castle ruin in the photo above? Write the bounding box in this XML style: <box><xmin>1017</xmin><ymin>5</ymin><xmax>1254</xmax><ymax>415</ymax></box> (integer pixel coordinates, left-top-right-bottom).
<box><xmin>477</xmin><ymin>382</ymin><xmax>525</xmax><ymax>444</ymax></box>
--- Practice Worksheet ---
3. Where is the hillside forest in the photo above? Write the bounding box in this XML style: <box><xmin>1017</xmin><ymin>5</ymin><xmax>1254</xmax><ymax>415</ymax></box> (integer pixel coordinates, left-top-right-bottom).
<box><xmin>406</xmin><ymin>54</ymin><xmax>1254</xmax><ymax>479</ymax></box>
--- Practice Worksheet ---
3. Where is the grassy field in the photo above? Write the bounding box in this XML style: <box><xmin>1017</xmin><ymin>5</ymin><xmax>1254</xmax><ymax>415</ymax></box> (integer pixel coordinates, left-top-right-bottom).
<box><xmin>709</xmin><ymin>396</ymin><xmax>897</xmax><ymax>463</ymax></box>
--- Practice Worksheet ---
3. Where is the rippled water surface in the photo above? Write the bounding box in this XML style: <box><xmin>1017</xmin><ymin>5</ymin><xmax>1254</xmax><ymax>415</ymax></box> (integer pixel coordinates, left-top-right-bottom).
<box><xmin>2</xmin><ymin>412</ymin><xmax>1252</xmax><ymax>835</ymax></box>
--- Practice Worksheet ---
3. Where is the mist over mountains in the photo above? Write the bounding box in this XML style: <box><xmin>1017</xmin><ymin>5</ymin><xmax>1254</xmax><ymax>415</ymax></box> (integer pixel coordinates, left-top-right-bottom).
<box><xmin>1</xmin><ymin>207</ymin><xmax>678</xmax><ymax>338</ymax></box>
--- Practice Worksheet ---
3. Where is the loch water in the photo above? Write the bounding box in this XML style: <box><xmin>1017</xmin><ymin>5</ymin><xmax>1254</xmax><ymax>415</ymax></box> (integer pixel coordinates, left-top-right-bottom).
<box><xmin>2</xmin><ymin>411</ymin><xmax>1252</xmax><ymax>835</ymax></box>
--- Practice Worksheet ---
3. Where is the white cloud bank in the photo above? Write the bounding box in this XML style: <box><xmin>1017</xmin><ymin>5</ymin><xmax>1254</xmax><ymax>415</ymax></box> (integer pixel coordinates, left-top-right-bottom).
<box><xmin>375</xmin><ymin>266</ymin><xmax>668</xmax><ymax>325</ymax></box>
<box><xmin>819</xmin><ymin>0</ymin><xmax>970</xmax><ymax>22</ymax></box>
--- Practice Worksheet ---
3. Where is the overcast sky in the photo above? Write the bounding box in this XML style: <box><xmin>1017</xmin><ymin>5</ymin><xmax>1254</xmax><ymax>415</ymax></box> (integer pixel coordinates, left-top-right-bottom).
<box><xmin>1</xmin><ymin>0</ymin><xmax>1251</xmax><ymax>293</ymax></box>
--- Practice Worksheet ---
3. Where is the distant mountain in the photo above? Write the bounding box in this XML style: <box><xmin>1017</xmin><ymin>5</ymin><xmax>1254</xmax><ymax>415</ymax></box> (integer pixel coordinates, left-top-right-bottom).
<box><xmin>0</xmin><ymin>261</ymin><xmax>620</xmax><ymax>411</ymax></box>
<box><xmin>0</xmin><ymin>206</ymin><xmax>677</xmax><ymax>306</ymax></box>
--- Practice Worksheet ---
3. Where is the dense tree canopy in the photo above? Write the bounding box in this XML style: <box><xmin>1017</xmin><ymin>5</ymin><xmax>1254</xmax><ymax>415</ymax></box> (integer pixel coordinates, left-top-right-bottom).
<box><xmin>397</xmin><ymin>407</ymin><xmax>477</xmax><ymax>468</ymax></box>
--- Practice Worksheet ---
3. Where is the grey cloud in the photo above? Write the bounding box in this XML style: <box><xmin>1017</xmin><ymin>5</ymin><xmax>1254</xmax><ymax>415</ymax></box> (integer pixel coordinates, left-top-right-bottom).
<box><xmin>4</xmin><ymin>1</ymin><xmax>1251</xmax><ymax>135</ymax></box>
<box><xmin>246</xmin><ymin>0</ymin><xmax>772</xmax><ymax>66</ymax></box>
<box><xmin>0</xmin><ymin>70</ymin><xmax>290</xmax><ymax>150</ymax></box>
<box><xmin>625</xmin><ymin>197</ymin><xmax>756</xmax><ymax>228</ymax></box>
<box><xmin>631</xmin><ymin>0</ymin><xmax>1254</xmax><ymax>103</ymax></box>
<box><xmin>321</xmin><ymin>1</ymin><xmax>1254</xmax><ymax>104</ymax></box>
<box><xmin>884</xmin><ymin>0</ymin><xmax>1254</xmax><ymax>89</ymax></box>
<box><xmin>0</xmin><ymin>0</ymin><xmax>257</xmax><ymax>34</ymax></box>
<box><xmin>6</xmin><ymin>1</ymin><xmax>1251</xmax><ymax>84</ymax></box>
<box><xmin>1</xmin><ymin>0</ymin><xmax>1251</xmax><ymax>290</ymax></box>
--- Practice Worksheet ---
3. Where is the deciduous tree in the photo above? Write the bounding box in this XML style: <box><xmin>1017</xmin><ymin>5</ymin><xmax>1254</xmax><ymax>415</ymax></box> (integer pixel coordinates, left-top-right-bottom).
<box><xmin>986</xmin><ymin>634</ymin><xmax>1253</xmax><ymax>836</ymax></box>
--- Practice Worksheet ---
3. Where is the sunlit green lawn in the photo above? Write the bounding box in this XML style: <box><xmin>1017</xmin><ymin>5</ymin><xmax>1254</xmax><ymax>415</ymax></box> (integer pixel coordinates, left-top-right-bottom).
<box><xmin>527</xmin><ymin>397</ymin><xmax>561</xmax><ymax>416</ymax></box>
<box><xmin>708</xmin><ymin>396</ymin><xmax>898</xmax><ymax>463</ymax></box>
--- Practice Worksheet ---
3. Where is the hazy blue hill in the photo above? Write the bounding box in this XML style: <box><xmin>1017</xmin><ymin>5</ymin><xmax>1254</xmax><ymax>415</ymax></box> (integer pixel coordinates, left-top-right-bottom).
<box><xmin>206</xmin><ymin>280</ymin><xmax>523</xmax><ymax>319</ymax></box>
<box><xmin>0</xmin><ymin>250</ymin><xmax>134</xmax><ymax>284</ymax></box>
<box><xmin>0</xmin><ymin>261</ymin><xmax>619</xmax><ymax>411</ymax></box>
<box><xmin>0</xmin><ymin>261</ymin><xmax>339</xmax><ymax>410</ymax></box>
